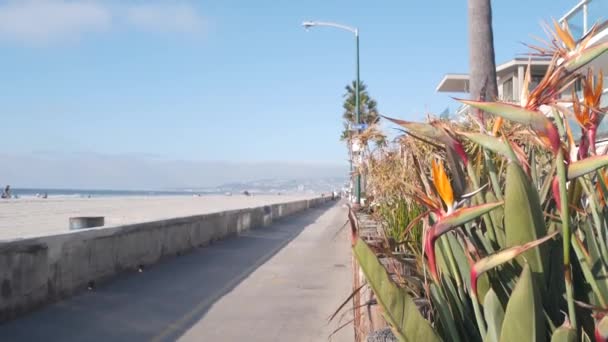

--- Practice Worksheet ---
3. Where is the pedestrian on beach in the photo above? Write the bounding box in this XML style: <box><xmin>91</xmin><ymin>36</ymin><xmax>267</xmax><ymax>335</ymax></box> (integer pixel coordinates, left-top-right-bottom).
<box><xmin>1</xmin><ymin>185</ymin><xmax>11</xmax><ymax>199</ymax></box>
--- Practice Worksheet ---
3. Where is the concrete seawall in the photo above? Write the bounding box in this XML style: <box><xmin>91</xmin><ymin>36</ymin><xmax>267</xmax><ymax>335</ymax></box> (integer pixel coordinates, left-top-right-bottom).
<box><xmin>0</xmin><ymin>196</ymin><xmax>332</xmax><ymax>322</ymax></box>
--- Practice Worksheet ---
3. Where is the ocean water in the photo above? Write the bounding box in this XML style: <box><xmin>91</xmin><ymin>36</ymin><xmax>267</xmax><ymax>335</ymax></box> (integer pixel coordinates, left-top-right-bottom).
<box><xmin>5</xmin><ymin>188</ymin><xmax>214</xmax><ymax>199</ymax></box>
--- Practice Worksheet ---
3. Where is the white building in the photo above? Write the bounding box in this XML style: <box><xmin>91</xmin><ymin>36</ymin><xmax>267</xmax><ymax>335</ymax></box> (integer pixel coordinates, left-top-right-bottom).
<box><xmin>436</xmin><ymin>0</ymin><xmax>608</xmax><ymax>149</ymax></box>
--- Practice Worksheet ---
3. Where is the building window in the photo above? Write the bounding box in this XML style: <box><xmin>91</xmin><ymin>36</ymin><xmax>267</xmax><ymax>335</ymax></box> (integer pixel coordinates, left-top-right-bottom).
<box><xmin>503</xmin><ymin>78</ymin><xmax>513</xmax><ymax>101</ymax></box>
<box><xmin>575</xmin><ymin>79</ymin><xmax>582</xmax><ymax>93</ymax></box>
<box><xmin>529</xmin><ymin>76</ymin><xmax>543</xmax><ymax>91</ymax></box>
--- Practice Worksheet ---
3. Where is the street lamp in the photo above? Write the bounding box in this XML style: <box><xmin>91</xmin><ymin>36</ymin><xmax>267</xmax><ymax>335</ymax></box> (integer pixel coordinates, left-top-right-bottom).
<box><xmin>302</xmin><ymin>20</ymin><xmax>362</xmax><ymax>205</ymax></box>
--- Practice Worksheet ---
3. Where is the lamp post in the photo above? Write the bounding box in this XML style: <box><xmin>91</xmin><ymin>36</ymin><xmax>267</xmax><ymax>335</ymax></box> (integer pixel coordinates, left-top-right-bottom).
<box><xmin>302</xmin><ymin>20</ymin><xmax>361</xmax><ymax>205</ymax></box>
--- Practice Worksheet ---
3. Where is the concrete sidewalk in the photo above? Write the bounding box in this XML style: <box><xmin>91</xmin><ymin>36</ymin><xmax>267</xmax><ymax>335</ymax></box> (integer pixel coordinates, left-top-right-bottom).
<box><xmin>0</xmin><ymin>202</ymin><xmax>354</xmax><ymax>341</ymax></box>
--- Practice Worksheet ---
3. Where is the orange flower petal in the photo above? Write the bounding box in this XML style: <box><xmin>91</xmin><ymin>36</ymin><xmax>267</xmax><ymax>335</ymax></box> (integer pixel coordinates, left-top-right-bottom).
<box><xmin>597</xmin><ymin>71</ymin><xmax>604</xmax><ymax>101</ymax></box>
<box><xmin>553</xmin><ymin>19</ymin><xmax>576</xmax><ymax>51</ymax></box>
<box><xmin>572</xmin><ymin>88</ymin><xmax>588</xmax><ymax>127</ymax></box>
<box><xmin>432</xmin><ymin>159</ymin><xmax>454</xmax><ymax>209</ymax></box>
<box><xmin>492</xmin><ymin>117</ymin><xmax>504</xmax><ymax>136</ymax></box>
<box><xmin>563</xmin><ymin>115</ymin><xmax>577</xmax><ymax>150</ymax></box>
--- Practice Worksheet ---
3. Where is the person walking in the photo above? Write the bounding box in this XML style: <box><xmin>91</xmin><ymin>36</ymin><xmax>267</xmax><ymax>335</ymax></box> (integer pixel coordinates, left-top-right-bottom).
<box><xmin>1</xmin><ymin>185</ymin><xmax>11</xmax><ymax>199</ymax></box>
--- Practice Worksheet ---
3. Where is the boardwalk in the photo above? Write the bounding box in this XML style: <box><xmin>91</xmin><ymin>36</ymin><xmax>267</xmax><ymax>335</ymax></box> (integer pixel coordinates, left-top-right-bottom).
<box><xmin>0</xmin><ymin>202</ymin><xmax>354</xmax><ymax>341</ymax></box>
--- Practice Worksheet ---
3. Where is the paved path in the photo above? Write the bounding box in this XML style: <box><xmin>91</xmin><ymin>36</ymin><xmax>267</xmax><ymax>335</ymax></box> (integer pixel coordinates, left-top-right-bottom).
<box><xmin>0</xmin><ymin>202</ymin><xmax>354</xmax><ymax>341</ymax></box>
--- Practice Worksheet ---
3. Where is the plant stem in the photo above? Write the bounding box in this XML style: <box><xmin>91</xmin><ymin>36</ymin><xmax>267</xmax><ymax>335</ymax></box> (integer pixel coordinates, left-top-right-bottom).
<box><xmin>572</xmin><ymin>234</ymin><xmax>608</xmax><ymax>307</ymax></box>
<box><xmin>441</xmin><ymin>236</ymin><xmax>462</xmax><ymax>288</ymax></box>
<box><xmin>578</xmin><ymin>177</ymin><xmax>608</xmax><ymax>262</ymax></box>
<box><xmin>466</xmin><ymin>162</ymin><xmax>497</xmax><ymax>243</ymax></box>
<box><xmin>471</xmin><ymin>292</ymin><xmax>487</xmax><ymax>338</ymax></box>
<box><xmin>484</xmin><ymin>149</ymin><xmax>503</xmax><ymax>201</ymax></box>
<box><xmin>556</xmin><ymin>149</ymin><xmax>577</xmax><ymax>329</ymax></box>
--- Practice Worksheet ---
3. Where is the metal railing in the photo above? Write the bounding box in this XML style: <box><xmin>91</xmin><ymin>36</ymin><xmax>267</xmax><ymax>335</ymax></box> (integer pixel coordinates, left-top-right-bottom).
<box><xmin>559</xmin><ymin>0</ymin><xmax>606</xmax><ymax>40</ymax></box>
<box><xmin>559</xmin><ymin>0</ymin><xmax>591</xmax><ymax>34</ymax></box>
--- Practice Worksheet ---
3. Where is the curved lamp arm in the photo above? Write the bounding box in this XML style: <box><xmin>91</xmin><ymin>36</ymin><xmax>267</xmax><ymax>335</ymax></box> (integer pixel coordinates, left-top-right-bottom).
<box><xmin>302</xmin><ymin>21</ymin><xmax>358</xmax><ymax>36</ymax></box>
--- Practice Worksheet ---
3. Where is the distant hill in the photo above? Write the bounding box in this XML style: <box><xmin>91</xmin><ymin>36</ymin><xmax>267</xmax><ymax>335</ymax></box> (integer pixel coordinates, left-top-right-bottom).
<box><xmin>175</xmin><ymin>177</ymin><xmax>347</xmax><ymax>195</ymax></box>
<box><xmin>0</xmin><ymin>152</ymin><xmax>348</xmax><ymax>190</ymax></box>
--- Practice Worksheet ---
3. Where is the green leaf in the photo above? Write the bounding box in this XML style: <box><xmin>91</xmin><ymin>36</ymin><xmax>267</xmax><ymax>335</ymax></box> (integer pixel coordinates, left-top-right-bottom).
<box><xmin>544</xmin><ymin>241</ymin><xmax>564</xmax><ymax>322</ymax></box>
<box><xmin>382</xmin><ymin>115</ymin><xmax>469</xmax><ymax>168</ymax></box>
<box><xmin>427</xmin><ymin>202</ymin><xmax>503</xmax><ymax>282</ymax></box>
<box><xmin>483</xmin><ymin>289</ymin><xmax>505</xmax><ymax>342</ymax></box>
<box><xmin>435</xmin><ymin>202</ymin><xmax>504</xmax><ymax>235</ymax></box>
<box><xmin>457</xmin><ymin>99</ymin><xmax>548</xmax><ymax>132</ymax></box>
<box><xmin>550</xmin><ymin>326</ymin><xmax>576</xmax><ymax>342</ymax></box>
<box><xmin>499</xmin><ymin>264</ymin><xmax>543</xmax><ymax>342</ymax></box>
<box><xmin>440</xmin><ymin>275</ymin><xmax>478</xmax><ymax>340</ymax></box>
<box><xmin>353</xmin><ymin>238</ymin><xmax>441</xmax><ymax>342</ymax></box>
<box><xmin>456</xmin><ymin>99</ymin><xmax>559</xmax><ymax>152</ymax></box>
<box><xmin>564</xmin><ymin>42</ymin><xmax>608</xmax><ymax>72</ymax></box>
<box><xmin>435</xmin><ymin>237</ymin><xmax>453</xmax><ymax>283</ymax></box>
<box><xmin>382</xmin><ymin>116</ymin><xmax>444</xmax><ymax>140</ymax></box>
<box><xmin>430</xmin><ymin>284</ymin><xmax>462</xmax><ymax>342</ymax></box>
<box><xmin>571</xmin><ymin>232</ymin><xmax>608</xmax><ymax>307</ymax></box>
<box><xmin>581</xmin><ymin>221</ymin><xmax>608</xmax><ymax>304</ymax></box>
<box><xmin>471</xmin><ymin>232</ymin><xmax>557</xmax><ymax>296</ymax></box>
<box><xmin>504</xmin><ymin>162</ymin><xmax>547</xmax><ymax>275</ymax></box>
<box><xmin>540</xmin><ymin>161</ymin><xmax>557</xmax><ymax>205</ymax></box>
<box><xmin>597</xmin><ymin>169</ymin><xmax>608</xmax><ymax>206</ymax></box>
<box><xmin>582</xmin><ymin>331</ymin><xmax>593</xmax><ymax>342</ymax></box>
<box><xmin>460</xmin><ymin>132</ymin><xmax>518</xmax><ymax>163</ymax></box>
<box><xmin>567</xmin><ymin>155</ymin><xmax>608</xmax><ymax>179</ymax></box>
<box><xmin>486</xmin><ymin>192</ymin><xmax>506</xmax><ymax>248</ymax></box>
<box><xmin>447</xmin><ymin>233</ymin><xmax>471</xmax><ymax>289</ymax></box>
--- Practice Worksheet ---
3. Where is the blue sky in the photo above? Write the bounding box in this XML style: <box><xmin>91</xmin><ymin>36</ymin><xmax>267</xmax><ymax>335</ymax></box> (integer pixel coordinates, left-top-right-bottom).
<box><xmin>0</xmin><ymin>0</ymin><xmax>587</xmax><ymax>186</ymax></box>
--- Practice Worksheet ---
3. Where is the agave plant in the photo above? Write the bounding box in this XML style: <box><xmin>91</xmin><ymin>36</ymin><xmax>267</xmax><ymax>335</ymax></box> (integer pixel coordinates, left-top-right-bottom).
<box><xmin>351</xmin><ymin>21</ymin><xmax>608</xmax><ymax>341</ymax></box>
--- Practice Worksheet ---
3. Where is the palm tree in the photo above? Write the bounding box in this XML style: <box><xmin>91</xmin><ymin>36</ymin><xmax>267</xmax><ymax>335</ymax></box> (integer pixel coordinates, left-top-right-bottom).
<box><xmin>340</xmin><ymin>80</ymin><xmax>380</xmax><ymax>142</ymax></box>
<box><xmin>468</xmin><ymin>0</ymin><xmax>498</xmax><ymax>102</ymax></box>
<box><xmin>340</xmin><ymin>81</ymin><xmax>384</xmax><ymax>202</ymax></box>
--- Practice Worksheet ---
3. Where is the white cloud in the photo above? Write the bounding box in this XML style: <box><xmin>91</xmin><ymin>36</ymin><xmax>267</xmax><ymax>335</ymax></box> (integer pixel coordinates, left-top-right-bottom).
<box><xmin>0</xmin><ymin>0</ymin><xmax>205</xmax><ymax>45</ymax></box>
<box><xmin>0</xmin><ymin>0</ymin><xmax>111</xmax><ymax>45</ymax></box>
<box><xmin>124</xmin><ymin>3</ymin><xmax>204</xmax><ymax>34</ymax></box>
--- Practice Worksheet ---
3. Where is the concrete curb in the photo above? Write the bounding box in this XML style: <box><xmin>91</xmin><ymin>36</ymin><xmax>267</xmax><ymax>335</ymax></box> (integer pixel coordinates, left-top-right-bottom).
<box><xmin>0</xmin><ymin>196</ymin><xmax>332</xmax><ymax>322</ymax></box>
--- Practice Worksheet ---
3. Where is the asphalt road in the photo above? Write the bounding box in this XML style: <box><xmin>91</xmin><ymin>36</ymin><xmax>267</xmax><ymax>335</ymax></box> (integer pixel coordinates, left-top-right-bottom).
<box><xmin>0</xmin><ymin>202</ymin><xmax>354</xmax><ymax>342</ymax></box>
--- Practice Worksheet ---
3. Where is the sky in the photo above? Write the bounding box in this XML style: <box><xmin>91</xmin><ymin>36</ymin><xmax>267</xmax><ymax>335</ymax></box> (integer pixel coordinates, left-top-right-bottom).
<box><xmin>0</xmin><ymin>0</ymin><xmax>586</xmax><ymax>188</ymax></box>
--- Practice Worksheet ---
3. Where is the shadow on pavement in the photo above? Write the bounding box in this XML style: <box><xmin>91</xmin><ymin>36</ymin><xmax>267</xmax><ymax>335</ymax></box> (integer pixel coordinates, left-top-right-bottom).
<box><xmin>0</xmin><ymin>202</ymin><xmax>337</xmax><ymax>342</ymax></box>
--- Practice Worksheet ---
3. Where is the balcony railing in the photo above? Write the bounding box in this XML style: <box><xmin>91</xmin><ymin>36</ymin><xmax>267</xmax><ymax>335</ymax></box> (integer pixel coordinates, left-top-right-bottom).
<box><xmin>559</xmin><ymin>0</ymin><xmax>606</xmax><ymax>41</ymax></box>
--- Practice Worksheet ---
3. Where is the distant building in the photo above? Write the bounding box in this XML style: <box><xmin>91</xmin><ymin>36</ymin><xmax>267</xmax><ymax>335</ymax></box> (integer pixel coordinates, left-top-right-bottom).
<box><xmin>436</xmin><ymin>57</ymin><xmax>552</xmax><ymax>104</ymax></box>
<box><xmin>436</xmin><ymin>0</ymin><xmax>608</xmax><ymax>152</ymax></box>
<box><xmin>437</xmin><ymin>1</ymin><xmax>607</xmax><ymax>101</ymax></box>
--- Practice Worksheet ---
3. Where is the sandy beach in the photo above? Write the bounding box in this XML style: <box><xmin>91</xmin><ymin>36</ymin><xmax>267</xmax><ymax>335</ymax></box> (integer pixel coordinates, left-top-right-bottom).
<box><xmin>0</xmin><ymin>195</ymin><xmax>316</xmax><ymax>241</ymax></box>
